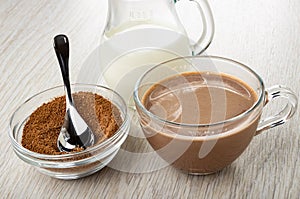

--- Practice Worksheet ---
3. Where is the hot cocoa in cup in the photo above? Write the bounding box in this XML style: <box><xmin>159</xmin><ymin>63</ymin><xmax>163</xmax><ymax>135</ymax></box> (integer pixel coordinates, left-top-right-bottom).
<box><xmin>134</xmin><ymin>56</ymin><xmax>297</xmax><ymax>174</ymax></box>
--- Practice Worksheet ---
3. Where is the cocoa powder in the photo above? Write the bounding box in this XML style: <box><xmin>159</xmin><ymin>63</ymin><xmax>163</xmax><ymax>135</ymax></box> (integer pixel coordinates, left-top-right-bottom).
<box><xmin>21</xmin><ymin>91</ymin><xmax>122</xmax><ymax>155</ymax></box>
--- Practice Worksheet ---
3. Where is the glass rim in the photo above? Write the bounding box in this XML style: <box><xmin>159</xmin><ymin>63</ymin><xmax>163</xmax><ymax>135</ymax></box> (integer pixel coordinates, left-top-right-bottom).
<box><xmin>133</xmin><ymin>55</ymin><xmax>265</xmax><ymax>130</ymax></box>
<box><xmin>8</xmin><ymin>83</ymin><xmax>129</xmax><ymax>160</ymax></box>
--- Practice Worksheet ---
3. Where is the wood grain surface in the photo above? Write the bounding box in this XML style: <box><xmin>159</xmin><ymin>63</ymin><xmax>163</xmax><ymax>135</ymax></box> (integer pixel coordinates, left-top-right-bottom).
<box><xmin>0</xmin><ymin>0</ymin><xmax>299</xmax><ymax>198</ymax></box>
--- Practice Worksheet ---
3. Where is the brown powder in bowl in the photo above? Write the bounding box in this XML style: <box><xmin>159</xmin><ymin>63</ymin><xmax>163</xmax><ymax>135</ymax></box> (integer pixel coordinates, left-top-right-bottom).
<box><xmin>21</xmin><ymin>92</ymin><xmax>123</xmax><ymax>155</ymax></box>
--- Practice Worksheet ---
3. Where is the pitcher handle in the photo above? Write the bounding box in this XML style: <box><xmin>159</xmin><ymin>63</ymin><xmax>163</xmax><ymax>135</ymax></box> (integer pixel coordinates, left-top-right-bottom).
<box><xmin>175</xmin><ymin>0</ymin><xmax>215</xmax><ymax>55</ymax></box>
<box><xmin>256</xmin><ymin>85</ymin><xmax>298</xmax><ymax>135</ymax></box>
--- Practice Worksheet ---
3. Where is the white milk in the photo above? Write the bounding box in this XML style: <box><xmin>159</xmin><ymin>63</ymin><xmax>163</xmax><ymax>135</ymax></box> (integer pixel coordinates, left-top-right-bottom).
<box><xmin>99</xmin><ymin>27</ymin><xmax>192</xmax><ymax>106</ymax></box>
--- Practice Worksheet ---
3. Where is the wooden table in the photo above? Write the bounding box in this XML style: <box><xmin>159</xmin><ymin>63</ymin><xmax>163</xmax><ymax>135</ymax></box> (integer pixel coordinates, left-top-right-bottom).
<box><xmin>1</xmin><ymin>0</ymin><xmax>299</xmax><ymax>198</ymax></box>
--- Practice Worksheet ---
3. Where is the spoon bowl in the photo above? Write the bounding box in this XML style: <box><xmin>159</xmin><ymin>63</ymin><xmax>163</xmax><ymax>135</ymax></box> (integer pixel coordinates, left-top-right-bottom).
<box><xmin>9</xmin><ymin>84</ymin><xmax>129</xmax><ymax>179</ymax></box>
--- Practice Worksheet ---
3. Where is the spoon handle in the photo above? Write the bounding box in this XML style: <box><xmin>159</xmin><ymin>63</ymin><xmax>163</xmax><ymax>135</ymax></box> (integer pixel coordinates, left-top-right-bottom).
<box><xmin>53</xmin><ymin>34</ymin><xmax>73</xmax><ymax>104</ymax></box>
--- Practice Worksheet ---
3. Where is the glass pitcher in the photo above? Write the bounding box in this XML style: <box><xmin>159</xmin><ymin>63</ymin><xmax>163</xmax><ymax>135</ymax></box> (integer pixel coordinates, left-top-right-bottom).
<box><xmin>98</xmin><ymin>0</ymin><xmax>214</xmax><ymax>105</ymax></box>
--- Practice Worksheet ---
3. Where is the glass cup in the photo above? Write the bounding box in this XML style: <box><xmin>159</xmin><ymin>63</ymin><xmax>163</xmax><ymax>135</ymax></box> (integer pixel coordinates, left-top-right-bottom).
<box><xmin>133</xmin><ymin>56</ymin><xmax>298</xmax><ymax>174</ymax></box>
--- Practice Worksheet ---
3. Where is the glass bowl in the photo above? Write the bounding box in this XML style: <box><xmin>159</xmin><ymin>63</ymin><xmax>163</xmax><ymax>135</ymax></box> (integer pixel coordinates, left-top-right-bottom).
<box><xmin>9</xmin><ymin>84</ymin><xmax>129</xmax><ymax>180</ymax></box>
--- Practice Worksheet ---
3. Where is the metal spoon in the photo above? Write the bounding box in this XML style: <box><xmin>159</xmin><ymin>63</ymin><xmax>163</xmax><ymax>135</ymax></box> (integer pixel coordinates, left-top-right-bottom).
<box><xmin>54</xmin><ymin>34</ymin><xmax>94</xmax><ymax>152</ymax></box>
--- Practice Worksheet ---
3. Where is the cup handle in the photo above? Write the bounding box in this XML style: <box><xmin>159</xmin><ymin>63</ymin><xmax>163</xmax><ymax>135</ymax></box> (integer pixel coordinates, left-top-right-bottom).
<box><xmin>175</xmin><ymin>0</ymin><xmax>215</xmax><ymax>55</ymax></box>
<box><xmin>255</xmin><ymin>85</ymin><xmax>298</xmax><ymax>135</ymax></box>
